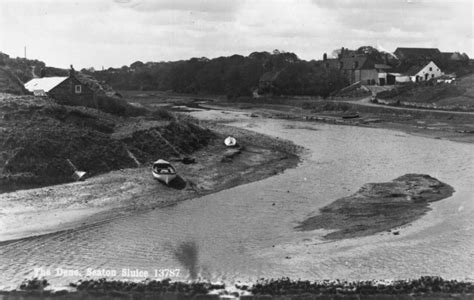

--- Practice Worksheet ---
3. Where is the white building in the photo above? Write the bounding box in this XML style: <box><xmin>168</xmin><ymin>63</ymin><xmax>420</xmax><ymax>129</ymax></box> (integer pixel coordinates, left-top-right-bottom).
<box><xmin>407</xmin><ymin>61</ymin><xmax>444</xmax><ymax>82</ymax></box>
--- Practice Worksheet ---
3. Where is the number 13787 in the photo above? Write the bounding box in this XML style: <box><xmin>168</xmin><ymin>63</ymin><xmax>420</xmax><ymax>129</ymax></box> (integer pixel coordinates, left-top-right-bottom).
<box><xmin>154</xmin><ymin>269</ymin><xmax>180</xmax><ymax>277</ymax></box>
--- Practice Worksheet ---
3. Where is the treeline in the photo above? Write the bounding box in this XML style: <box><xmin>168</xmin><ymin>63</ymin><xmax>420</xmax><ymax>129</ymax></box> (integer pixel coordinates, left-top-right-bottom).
<box><xmin>91</xmin><ymin>50</ymin><xmax>349</xmax><ymax>98</ymax></box>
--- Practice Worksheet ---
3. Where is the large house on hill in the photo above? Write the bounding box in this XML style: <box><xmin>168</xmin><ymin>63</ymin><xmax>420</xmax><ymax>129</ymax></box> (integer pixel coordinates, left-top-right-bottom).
<box><xmin>24</xmin><ymin>68</ymin><xmax>94</xmax><ymax>104</ymax></box>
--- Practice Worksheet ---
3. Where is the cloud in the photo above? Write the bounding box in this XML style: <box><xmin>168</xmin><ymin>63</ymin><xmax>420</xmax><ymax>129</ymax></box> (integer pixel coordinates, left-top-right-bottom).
<box><xmin>0</xmin><ymin>0</ymin><xmax>471</xmax><ymax>69</ymax></box>
<box><xmin>115</xmin><ymin>0</ymin><xmax>242</xmax><ymax>14</ymax></box>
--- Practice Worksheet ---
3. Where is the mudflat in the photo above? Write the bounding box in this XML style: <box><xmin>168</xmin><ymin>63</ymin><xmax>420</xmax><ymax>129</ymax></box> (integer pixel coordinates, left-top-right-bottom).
<box><xmin>296</xmin><ymin>174</ymin><xmax>455</xmax><ymax>239</ymax></box>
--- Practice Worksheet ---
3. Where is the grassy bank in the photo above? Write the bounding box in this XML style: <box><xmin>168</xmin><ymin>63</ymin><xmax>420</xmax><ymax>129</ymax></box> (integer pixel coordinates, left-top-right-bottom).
<box><xmin>377</xmin><ymin>74</ymin><xmax>474</xmax><ymax>111</ymax></box>
<box><xmin>0</xmin><ymin>94</ymin><xmax>214</xmax><ymax>192</ymax></box>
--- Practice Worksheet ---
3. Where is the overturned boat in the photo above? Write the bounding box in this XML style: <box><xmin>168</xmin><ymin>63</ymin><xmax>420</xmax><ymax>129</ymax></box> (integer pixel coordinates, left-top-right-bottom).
<box><xmin>224</xmin><ymin>136</ymin><xmax>237</xmax><ymax>147</ymax></box>
<box><xmin>152</xmin><ymin>159</ymin><xmax>177</xmax><ymax>185</ymax></box>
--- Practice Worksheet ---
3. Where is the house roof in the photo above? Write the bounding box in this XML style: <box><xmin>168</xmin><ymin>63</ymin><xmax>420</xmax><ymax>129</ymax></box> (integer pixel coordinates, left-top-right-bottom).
<box><xmin>405</xmin><ymin>61</ymin><xmax>440</xmax><ymax>76</ymax></box>
<box><xmin>340</xmin><ymin>56</ymin><xmax>372</xmax><ymax>70</ymax></box>
<box><xmin>24</xmin><ymin>76</ymin><xmax>68</xmax><ymax>93</ymax></box>
<box><xmin>441</xmin><ymin>52</ymin><xmax>467</xmax><ymax>61</ymax></box>
<box><xmin>394</xmin><ymin>47</ymin><xmax>441</xmax><ymax>59</ymax></box>
<box><xmin>405</xmin><ymin>65</ymin><xmax>424</xmax><ymax>76</ymax></box>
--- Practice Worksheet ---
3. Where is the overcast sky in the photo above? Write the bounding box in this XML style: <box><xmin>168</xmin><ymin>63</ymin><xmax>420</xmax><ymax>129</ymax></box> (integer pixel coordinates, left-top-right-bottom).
<box><xmin>1</xmin><ymin>0</ymin><xmax>472</xmax><ymax>69</ymax></box>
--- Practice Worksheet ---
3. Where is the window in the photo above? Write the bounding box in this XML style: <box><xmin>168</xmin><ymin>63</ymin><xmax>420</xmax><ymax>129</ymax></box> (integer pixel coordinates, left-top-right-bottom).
<box><xmin>432</xmin><ymin>74</ymin><xmax>435</xmax><ymax>78</ymax></box>
<box><xmin>429</xmin><ymin>67</ymin><xmax>432</xmax><ymax>71</ymax></box>
<box><xmin>75</xmin><ymin>85</ymin><xmax>82</xmax><ymax>94</ymax></box>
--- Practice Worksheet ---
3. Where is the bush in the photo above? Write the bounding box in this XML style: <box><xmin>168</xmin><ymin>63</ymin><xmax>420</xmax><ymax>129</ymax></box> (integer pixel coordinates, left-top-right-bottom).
<box><xmin>150</xmin><ymin>107</ymin><xmax>175</xmax><ymax>120</ymax></box>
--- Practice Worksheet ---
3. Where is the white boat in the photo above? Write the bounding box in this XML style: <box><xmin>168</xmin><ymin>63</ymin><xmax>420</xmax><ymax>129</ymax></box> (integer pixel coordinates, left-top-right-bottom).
<box><xmin>152</xmin><ymin>159</ymin><xmax>177</xmax><ymax>184</ymax></box>
<box><xmin>224</xmin><ymin>136</ymin><xmax>237</xmax><ymax>147</ymax></box>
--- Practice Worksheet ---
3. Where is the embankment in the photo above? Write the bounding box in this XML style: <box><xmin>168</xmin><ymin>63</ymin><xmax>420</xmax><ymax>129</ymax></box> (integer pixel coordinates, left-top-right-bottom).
<box><xmin>0</xmin><ymin>98</ymin><xmax>301</xmax><ymax>241</ymax></box>
<box><xmin>0</xmin><ymin>94</ymin><xmax>214</xmax><ymax>192</ymax></box>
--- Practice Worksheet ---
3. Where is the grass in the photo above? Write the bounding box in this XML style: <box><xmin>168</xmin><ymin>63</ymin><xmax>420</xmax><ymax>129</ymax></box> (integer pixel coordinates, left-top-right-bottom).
<box><xmin>377</xmin><ymin>74</ymin><xmax>474</xmax><ymax>110</ymax></box>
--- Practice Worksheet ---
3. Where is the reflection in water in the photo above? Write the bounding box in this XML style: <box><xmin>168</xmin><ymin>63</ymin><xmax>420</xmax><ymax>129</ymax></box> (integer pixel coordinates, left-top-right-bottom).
<box><xmin>0</xmin><ymin>116</ymin><xmax>473</xmax><ymax>288</ymax></box>
<box><xmin>173</xmin><ymin>240</ymin><xmax>199</xmax><ymax>280</ymax></box>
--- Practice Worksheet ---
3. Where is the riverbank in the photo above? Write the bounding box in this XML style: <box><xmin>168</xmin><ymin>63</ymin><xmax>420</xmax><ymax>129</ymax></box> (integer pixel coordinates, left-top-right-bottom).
<box><xmin>210</xmin><ymin>99</ymin><xmax>474</xmax><ymax>144</ymax></box>
<box><xmin>2</xmin><ymin>276</ymin><xmax>473</xmax><ymax>299</ymax></box>
<box><xmin>117</xmin><ymin>90</ymin><xmax>474</xmax><ymax>144</ymax></box>
<box><xmin>0</xmin><ymin>115</ymin><xmax>302</xmax><ymax>242</ymax></box>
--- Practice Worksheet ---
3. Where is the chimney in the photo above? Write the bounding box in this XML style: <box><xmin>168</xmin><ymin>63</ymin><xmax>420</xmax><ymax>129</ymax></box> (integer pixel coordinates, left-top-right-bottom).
<box><xmin>69</xmin><ymin>64</ymin><xmax>75</xmax><ymax>77</ymax></box>
<box><xmin>323</xmin><ymin>53</ymin><xmax>327</xmax><ymax>61</ymax></box>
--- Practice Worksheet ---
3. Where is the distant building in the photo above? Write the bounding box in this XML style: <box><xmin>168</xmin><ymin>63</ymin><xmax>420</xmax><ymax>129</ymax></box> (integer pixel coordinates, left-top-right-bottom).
<box><xmin>325</xmin><ymin>56</ymin><xmax>392</xmax><ymax>85</ymax></box>
<box><xmin>441</xmin><ymin>52</ymin><xmax>469</xmax><ymax>61</ymax></box>
<box><xmin>24</xmin><ymin>67</ymin><xmax>94</xmax><ymax>104</ymax></box>
<box><xmin>374</xmin><ymin>63</ymin><xmax>393</xmax><ymax>85</ymax></box>
<box><xmin>394</xmin><ymin>47</ymin><xmax>442</xmax><ymax>61</ymax></box>
<box><xmin>405</xmin><ymin>61</ymin><xmax>444</xmax><ymax>82</ymax></box>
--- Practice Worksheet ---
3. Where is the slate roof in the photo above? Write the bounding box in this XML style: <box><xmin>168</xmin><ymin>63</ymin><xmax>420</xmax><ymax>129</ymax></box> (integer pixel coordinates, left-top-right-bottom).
<box><xmin>394</xmin><ymin>48</ymin><xmax>441</xmax><ymax>59</ymax></box>
<box><xmin>24</xmin><ymin>77</ymin><xmax>68</xmax><ymax>93</ymax></box>
<box><xmin>405</xmin><ymin>65</ymin><xmax>425</xmax><ymax>76</ymax></box>
<box><xmin>326</xmin><ymin>56</ymin><xmax>372</xmax><ymax>70</ymax></box>
<box><xmin>441</xmin><ymin>52</ymin><xmax>468</xmax><ymax>61</ymax></box>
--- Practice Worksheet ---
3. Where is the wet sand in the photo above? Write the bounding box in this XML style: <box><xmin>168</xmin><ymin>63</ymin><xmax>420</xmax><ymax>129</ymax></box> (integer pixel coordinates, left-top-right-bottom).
<box><xmin>296</xmin><ymin>174</ymin><xmax>455</xmax><ymax>239</ymax></box>
<box><xmin>0</xmin><ymin>124</ymin><xmax>301</xmax><ymax>242</ymax></box>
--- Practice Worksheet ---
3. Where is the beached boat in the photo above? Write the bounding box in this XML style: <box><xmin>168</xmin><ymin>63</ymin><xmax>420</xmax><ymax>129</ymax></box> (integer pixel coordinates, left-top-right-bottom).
<box><xmin>342</xmin><ymin>113</ymin><xmax>360</xmax><ymax>119</ymax></box>
<box><xmin>152</xmin><ymin>159</ymin><xmax>177</xmax><ymax>184</ymax></box>
<box><xmin>224</xmin><ymin>136</ymin><xmax>237</xmax><ymax>147</ymax></box>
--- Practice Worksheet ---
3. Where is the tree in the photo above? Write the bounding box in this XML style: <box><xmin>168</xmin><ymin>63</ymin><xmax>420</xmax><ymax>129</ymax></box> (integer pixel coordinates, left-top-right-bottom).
<box><xmin>130</xmin><ymin>61</ymin><xmax>145</xmax><ymax>69</ymax></box>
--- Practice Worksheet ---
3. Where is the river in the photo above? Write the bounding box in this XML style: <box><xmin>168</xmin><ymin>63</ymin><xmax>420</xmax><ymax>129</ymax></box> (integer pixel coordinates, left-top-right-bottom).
<box><xmin>0</xmin><ymin>109</ymin><xmax>473</xmax><ymax>288</ymax></box>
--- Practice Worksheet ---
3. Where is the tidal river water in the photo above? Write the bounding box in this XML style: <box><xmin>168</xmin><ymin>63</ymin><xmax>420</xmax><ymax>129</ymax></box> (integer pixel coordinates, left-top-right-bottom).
<box><xmin>0</xmin><ymin>110</ymin><xmax>473</xmax><ymax>289</ymax></box>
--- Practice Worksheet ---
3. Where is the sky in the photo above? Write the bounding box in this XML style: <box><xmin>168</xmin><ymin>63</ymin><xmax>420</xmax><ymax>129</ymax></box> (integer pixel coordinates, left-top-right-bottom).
<box><xmin>0</xmin><ymin>0</ymin><xmax>472</xmax><ymax>69</ymax></box>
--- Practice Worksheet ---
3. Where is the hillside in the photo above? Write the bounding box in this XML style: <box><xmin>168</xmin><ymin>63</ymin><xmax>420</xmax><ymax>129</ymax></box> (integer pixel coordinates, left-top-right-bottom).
<box><xmin>0</xmin><ymin>67</ymin><xmax>27</xmax><ymax>95</ymax></box>
<box><xmin>0</xmin><ymin>94</ymin><xmax>215</xmax><ymax>191</ymax></box>
<box><xmin>377</xmin><ymin>73</ymin><xmax>474</xmax><ymax>111</ymax></box>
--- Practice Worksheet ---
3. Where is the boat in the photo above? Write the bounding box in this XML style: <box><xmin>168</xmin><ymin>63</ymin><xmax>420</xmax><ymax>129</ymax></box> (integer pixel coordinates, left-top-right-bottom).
<box><xmin>341</xmin><ymin>113</ymin><xmax>360</xmax><ymax>119</ymax></box>
<box><xmin>224</xmin><ymin>136</ymin><xmax>237</xmax><ymax>147</ymax></box>
<box><xmin>152</xmin><ymin>159</ymin><xmax>177</xmax><ymax>184</ymax></box>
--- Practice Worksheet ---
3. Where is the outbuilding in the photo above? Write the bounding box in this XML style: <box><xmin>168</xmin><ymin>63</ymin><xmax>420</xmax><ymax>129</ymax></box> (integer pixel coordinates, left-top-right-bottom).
<box><xmin>24</xmin><ymin>68</ymin><xmax>94</xmax><ymax>105</ymax></box>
